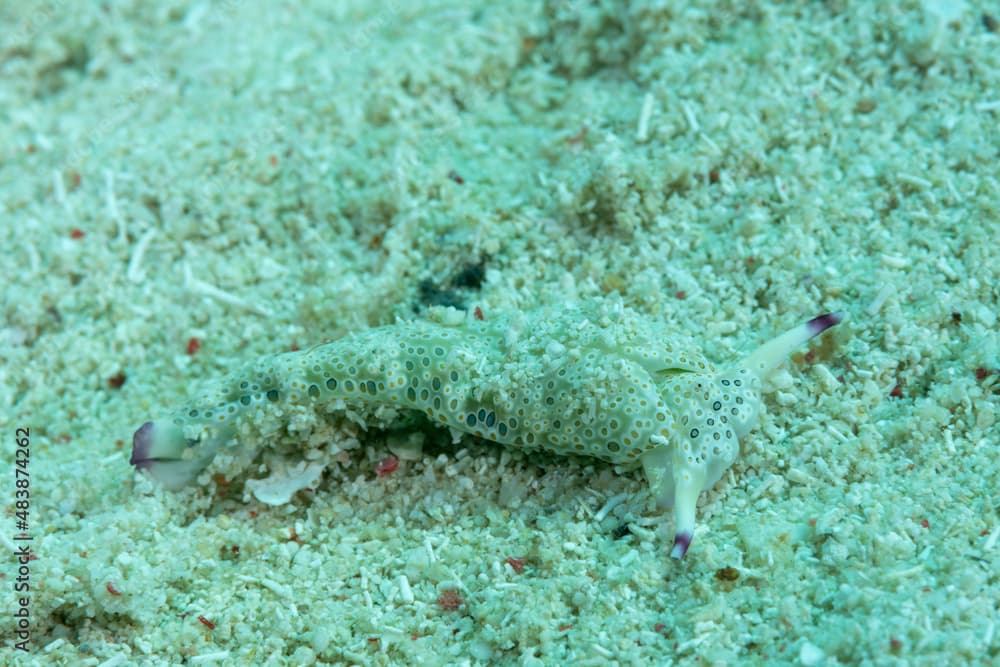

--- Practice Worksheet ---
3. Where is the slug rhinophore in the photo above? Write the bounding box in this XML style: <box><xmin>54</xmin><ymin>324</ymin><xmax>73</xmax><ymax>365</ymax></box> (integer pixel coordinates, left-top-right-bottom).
<box><xmin>130</xmin><ymin>301</ymin><xmax>843</xmax><ymax>559</ymax></box>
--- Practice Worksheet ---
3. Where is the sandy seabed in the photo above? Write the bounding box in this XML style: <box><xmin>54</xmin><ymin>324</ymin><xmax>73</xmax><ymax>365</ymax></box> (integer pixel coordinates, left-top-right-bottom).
<box><xmin>1</xmin><ymin>1</ymin><xmax>998</xmax><ymax>665</ymax></box>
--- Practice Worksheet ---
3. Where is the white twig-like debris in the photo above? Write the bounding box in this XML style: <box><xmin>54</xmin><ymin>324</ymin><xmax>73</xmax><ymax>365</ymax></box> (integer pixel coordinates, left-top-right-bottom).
<box><xmin>637</xmin><ymin>92</ymin><xmax>654</xmax><ymax>142</ymax></box>
<box><xmin>867</xmin><ymin>283</ymin><xmax>895</xmax><ymax>315</ymax></box>
<box><xmin>984</xmin><ymin>622</ymin><xmax>995</xmax><ymax>647</ymax></box>
<box><xmin>681</xmin><ymin>101</ymin><xmax>699</xmax><ymax>132</ymax></box>
<box><xmin>104</xmin><ymin>169</ymin><xmax>126</xmax><ymax>245</ymax></box>
<box><xmin>127</xmin><ymin>228</ymin><xmax>157</xmax><ymax>283</ymax></box>
<box><xmin>424</xmin><ymin>536</ymin><xmax>436</xmax><ymax>563</ymax></box>
<box><xmin>23</xmin><ymin>239</ymin><xmax>40</xmax><ymax>273</ymax></box>
<box><xmin>774</xmin><ymin>175</ymin><xmax>788</xmax><ymax>203</ymax></box>
<box><xmin>237</xmin><ymin>575</ymin><xmax>291</xmax><ymax>599</ymax></box>
<box><xmin>984</xmin><ymin>526</ymin><xmax>999</xmax><ymax>551</ymax></box>
<box><xmin>184</xmin><ymin>263</ymin><xmax>273</xmax><ymax>316</ymax></box>
<box><xmin>397</xmin><ymin>574</ymin><xmax>414</xmax><ymax>603</ymax></box>
<box><xmin>52</xmin><ymin>169</ymin><xmax>67</xmax><ymax>209</ymax></box>
<box><xmin>896</xmin><ymin>172</ymin><xmax>932</xmax><ymax>190</ymax></box>
<box><xmin>594</xmin><ymin>492</ymin><xmax>627</xmax><ymax>522</ymax></box>
<box><xmin>190</xmin><ymin>651</ymin><xmax>231</xmax><ymax>664</ymax></box>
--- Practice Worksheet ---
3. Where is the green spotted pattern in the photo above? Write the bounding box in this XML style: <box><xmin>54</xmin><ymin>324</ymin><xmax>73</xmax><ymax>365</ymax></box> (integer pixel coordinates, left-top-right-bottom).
<box><xmin>171</xmin><ymin>302</ymin><xmax>734</xmax><ymax>466</ymax></box>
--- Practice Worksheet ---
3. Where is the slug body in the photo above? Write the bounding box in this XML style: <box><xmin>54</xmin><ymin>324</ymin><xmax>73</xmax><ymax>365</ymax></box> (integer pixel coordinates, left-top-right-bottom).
<box><xmin>131</xmin><ymin>302</ymin><xmax>842</xmax><ymax>559</ymax></box>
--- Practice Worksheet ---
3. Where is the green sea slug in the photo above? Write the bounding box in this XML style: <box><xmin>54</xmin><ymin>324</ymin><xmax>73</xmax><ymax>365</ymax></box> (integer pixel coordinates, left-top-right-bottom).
<box><xmin>130</xmin><ymin>301</ymin><xmax>843</xmax><ymax>559</ymax></box>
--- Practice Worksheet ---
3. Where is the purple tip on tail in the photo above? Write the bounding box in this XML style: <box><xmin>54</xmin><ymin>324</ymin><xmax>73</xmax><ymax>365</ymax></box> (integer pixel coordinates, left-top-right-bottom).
<box><xmin>806</xmin><ymin>312</ymin><xmax>844</xmax><ymax>336</ymax></box>
<box><xmin>129</xmin><ymin>421</ymin><xmax>155</xmax><ymax>470</ymax></box>
<box><xmin>670</xmin><ymin>532</ymin><xmax>692</xmax><ymax>559</ymax></box>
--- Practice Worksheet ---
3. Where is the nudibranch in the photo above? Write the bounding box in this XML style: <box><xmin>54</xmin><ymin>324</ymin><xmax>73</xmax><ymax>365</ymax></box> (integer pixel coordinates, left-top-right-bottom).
<box><xmin>130</xmin><ymin>302</ymin><xmax>843</xmax><ymax>559</ymax></box>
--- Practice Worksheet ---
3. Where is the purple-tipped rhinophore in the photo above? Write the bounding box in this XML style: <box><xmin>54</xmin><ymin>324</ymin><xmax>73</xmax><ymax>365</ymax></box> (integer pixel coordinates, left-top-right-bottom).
<box><xmin>128</xmin><ymin>419</ymin><xmax>230</xmax><ymax>489</ymax></box>
<box><xmin>129</xmin><ymin>421</ymin><xmax>155</xmax><ymax>471</ymax></box>
<box><xmin>670</xmin><ymin>531</ymin><xmax>692</xmax><ymax>559</ymax></box>
<box><xmin>807</xmin><ymin>312</ymin><xmax>844</xmax><ymax>336</ymax></box>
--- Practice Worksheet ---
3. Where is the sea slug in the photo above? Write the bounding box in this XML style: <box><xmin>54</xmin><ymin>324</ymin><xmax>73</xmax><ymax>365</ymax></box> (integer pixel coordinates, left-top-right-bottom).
<box><xmin>130</xmin><ymin>301</ymin><xmax>843</xmax><ymax>559</ymax></box>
